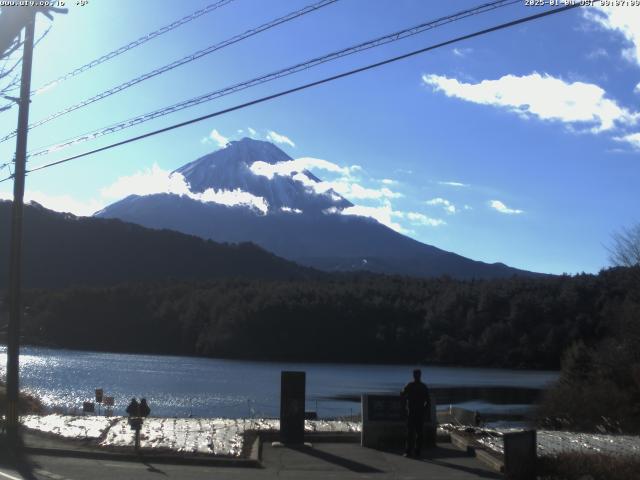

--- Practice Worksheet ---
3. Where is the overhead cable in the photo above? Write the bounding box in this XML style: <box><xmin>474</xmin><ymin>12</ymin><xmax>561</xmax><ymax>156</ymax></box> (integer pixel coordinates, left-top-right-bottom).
<box><xmin>0</xmin><ymin>3</ymin><xmax>580</xmax><ymax>185</ymax></box>
<box><xmin>0</xmin><ymin>0</ymin><xmax>237</xmax><ymax>115</ymax></box>
<box><xmin>24</xmin><ymin>0</ymin><xmax>519</xmax><ymax>158</ymax></box>
<box><xmin>0</xmin><ymin>0</ymin><xmax>339</xmax><ymax>141</ymax></box>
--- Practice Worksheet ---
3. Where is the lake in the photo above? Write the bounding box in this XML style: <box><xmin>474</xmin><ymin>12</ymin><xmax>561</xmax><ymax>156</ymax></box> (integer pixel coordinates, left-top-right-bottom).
<box><xmin>0</xmin><ymin>346</ymin><xmax>558</xmax><ymax>418</ymax></box>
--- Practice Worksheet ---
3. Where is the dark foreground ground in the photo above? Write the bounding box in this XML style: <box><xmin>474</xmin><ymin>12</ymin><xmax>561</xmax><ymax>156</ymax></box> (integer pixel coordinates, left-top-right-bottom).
<box><xmin>0</xmin><ymin>435</ymin><xmax>501</xmax><ymax>480</ymax></box>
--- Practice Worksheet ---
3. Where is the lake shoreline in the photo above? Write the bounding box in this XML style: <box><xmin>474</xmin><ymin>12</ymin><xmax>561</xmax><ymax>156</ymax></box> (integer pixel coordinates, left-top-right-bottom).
<box><xmin>1</xmin><ymin>345</ymin><xmax>559</xmax><ymax>419</ymax></box>
<box><xmin>2</xmin><ymin>342</ymin><xmax>561</xmax><ymax>373</ymax></box>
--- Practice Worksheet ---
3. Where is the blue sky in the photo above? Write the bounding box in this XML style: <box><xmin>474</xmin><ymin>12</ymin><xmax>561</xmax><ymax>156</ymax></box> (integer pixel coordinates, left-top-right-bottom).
<box><xmin>0</xmin><ymin>0</ymin><xmax>639</xmax><ymax>275</ymax></box>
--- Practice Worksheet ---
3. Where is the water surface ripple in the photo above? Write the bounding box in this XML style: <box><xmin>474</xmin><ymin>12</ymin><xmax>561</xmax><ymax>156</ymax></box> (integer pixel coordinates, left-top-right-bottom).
<box><xmin>0</xmin><ymin>346</ymin><xmax>558</xmax><ymax>418</ymax></box>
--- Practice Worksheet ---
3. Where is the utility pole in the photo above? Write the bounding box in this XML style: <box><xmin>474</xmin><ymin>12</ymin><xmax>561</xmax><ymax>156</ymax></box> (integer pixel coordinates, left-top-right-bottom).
<box><xmin>6</xmin><ymin>8</ymin><xmax>36</xmax><ymax>447</ymax></box>
<box><xmin>2</xmin><ymin>5</ymin><xmax>66</xmax><ymax>447</ymax></box>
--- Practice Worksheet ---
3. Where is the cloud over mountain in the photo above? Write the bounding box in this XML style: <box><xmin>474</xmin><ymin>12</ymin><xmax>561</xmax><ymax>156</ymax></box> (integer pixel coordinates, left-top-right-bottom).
<box><xmin>95</xmin><ymin>138</ymin><xmax>534</xmax><ymax>279</ymax></box>
<box><xmin>101</xmin><ymin>163</ymin><xmax>269</xmax><ymax>214</ymax></box>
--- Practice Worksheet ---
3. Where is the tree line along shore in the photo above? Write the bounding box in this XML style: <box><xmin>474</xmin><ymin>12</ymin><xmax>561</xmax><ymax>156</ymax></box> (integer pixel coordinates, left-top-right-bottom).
<box><xmin>1</xmin><ymin>265</ymin><xmax>639</xmax><ymax>433</ymax></box>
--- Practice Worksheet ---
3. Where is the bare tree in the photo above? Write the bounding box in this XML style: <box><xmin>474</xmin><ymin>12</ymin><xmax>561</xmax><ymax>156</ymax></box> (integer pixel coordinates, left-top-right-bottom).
<box><xmin>0</xmin><ymin>8</ymin><xmax>24</xmax><ymax>101</ymax></box>
<box><xmin>609</xmin><ymin>223</ymin><xmax>640</xmax><ymax>267</ymax></box>
<box><xmin>0</xmin><ymin>6</ymin><xmax>62</xmax><ymax>111</ymax></box>
<box><xmin>1</xmin><ymin>5</ymin><xmax>64</xmax><ymax>56</ymax></box>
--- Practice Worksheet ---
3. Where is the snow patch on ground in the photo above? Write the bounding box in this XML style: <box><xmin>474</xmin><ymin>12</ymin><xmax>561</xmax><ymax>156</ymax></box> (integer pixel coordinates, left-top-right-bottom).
<box><xmin>441</xmin><ymin>424</ymin><xmax>640</xmax><ymax>457</ymax></box>
<box><xmin>21</xmin><ymin>415</ymin><xmax>361</xmax><ymax>457</ymax></box>
<box><xmin>480</xmin><ymin>430</ymin><xmax>640</xmax><ymax>457</ymax></box>
<box><xmin>25</xmin><ymin>416</ymin><xmax>639</xmax><ymax>458</ymax></box>
<box><xmin>21</xmin><ymin>414</ymin><xmax>116</xmax><ymax>439</ymax></box>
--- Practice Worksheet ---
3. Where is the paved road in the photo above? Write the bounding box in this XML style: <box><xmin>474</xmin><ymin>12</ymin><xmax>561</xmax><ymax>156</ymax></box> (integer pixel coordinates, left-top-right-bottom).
<box><xmin>3</xmin><ymin>456</ymin><xmax>260</xmax><ymax>480</ymax></box>
<box><xmin>261</xmin><ymin>443</ymin><xmax>501</xmax><ymax>480</ymax></box>
<box><xmin>0</xmin><ymin>443</ymin><xmax>501</xmax><ymax>480</ymax></box>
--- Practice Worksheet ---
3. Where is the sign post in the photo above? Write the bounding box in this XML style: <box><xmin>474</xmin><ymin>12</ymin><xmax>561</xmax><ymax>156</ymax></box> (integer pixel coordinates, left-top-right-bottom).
<box><xmin>280</xmin><ymin>371</ymin><xmax>305</xmax><ymax>445</ymax></box>
<box><xmin>104</xmin><ymin>396</ymin><xmax>114</xmax><ymax>416</ymax></box>
<box><xmin>82</xmin><ymin>402</ymin><xmax>95</xmax><ymax>416</ymax></box>
<box><xmin>95</xmin><ymin>388</ymin><xmax>103</xmax><ymax>415</ymax></box>
<box><xmin>504</xmin><ymin>430</ymin><xmax>537</xmax><ymax>480</ymax></box>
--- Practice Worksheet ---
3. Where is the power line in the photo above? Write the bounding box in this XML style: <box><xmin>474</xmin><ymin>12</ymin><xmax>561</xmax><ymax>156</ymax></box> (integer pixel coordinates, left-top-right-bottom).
<box><xmin>0</xmin><ymin>3</ymin><xmax>580</xmax><ymax>184</ymax></box>
<box><xmin>0</xmin><ymin>0</ymin><xmax>236</xmax><ymax>113</ymax></box>
<box><xmin>0</xmin><ymin>161</ymin><xmax>10</xmax><ymax>177</ymax></box>
<box><xmin>25</xmin><ymin>0</ymin><xmax>519</xmax><ymax>159</ymax></box>
<box><xmin>0</xmin><ymin>0</ymin><xmax>339</xmax><ymax>143</ymax></box>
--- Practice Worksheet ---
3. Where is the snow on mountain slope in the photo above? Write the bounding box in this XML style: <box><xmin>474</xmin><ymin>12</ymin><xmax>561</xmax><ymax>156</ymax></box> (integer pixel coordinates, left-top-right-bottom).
<box><xmin>174</xmin><ymin>138</ymin><xmax>352</xmax><ymax>214</ymax></box>
<box><xmin>96</xmin><ymin>138</ymin><xmax>539</xmax><ymax>279</ymax></box>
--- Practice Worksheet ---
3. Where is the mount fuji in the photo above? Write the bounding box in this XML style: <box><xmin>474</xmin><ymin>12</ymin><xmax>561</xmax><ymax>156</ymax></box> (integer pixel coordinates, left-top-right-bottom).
<box><xmin>96</xmin><ymin>138</ymin><xmax>537</xmax><ymax>278</ymax></box>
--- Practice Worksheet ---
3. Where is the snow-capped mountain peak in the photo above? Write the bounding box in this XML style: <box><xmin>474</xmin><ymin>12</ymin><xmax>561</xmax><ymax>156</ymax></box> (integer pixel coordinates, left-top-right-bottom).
<box><xmin>174</xmin><ymin>137</ymin><xmax>351</xmax><ymax>213</ymax></box>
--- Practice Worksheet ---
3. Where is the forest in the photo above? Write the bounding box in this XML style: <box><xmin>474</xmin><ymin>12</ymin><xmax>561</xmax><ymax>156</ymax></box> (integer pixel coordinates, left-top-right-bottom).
<box><xmin>1</xmin><ymin>264</ymin><xmax>638</xmax><ymax>432</ymax></box>
<box><xmin>0</xmin><ymin>201</ymin><xmax>315</xmax><ymax>289</ymax></box>
<box><xmin>7</xmin><ymin>265</ymin><xmax>637</xmax><ymax>370</ymax></box>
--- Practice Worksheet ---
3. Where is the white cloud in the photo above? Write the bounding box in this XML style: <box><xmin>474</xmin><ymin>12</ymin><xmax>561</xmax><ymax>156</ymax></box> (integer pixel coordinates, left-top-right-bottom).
<box><xmin>266</xmin><ymin>130</ymin><xmax>295</xmax><ymax>148</ymax></box>
<box><xmin>438</xmin><ymin>181</ymin><xmax>468</xmax><ymax>187</ymax></box>
<box><xmin>585</xmin><ymin>47</ymin><xmax>609</xmax><ymax>60</ymax></box>
<box><xmin>333</xmin><ymin>203</ymin><xmax>404</xmax><ymax>232</ymax></box>
<box><xmin>489</xmin><ymin>199</ymin><xmax>523</xmax><ymax>215</ymax></box>
<box><xmin>325</xmin><ymin>201</ymin><xmax>445</xmax><ymax>232</ymax></box>
<box><xmin>202</xmin><ymin>126</ymin><xmax>258</xmax><ymax>144</ymax></box>
<box><xmin>426</xmin><ymin>197</ymin><xmax>457</xmax><ymax>214</ymax></box>
<box><xmin>197</xmin><ymin>189</ymin><xmax>269</xmax><ymax>213</ymax></box>
<box><xmin>422</xmin><ymin>72</ymin><xmax>638</xmax><ymax>133</ymax></box>
<box><xmin>246</xmin><ymin>155</ymin><xmax>417</xmax><ymax>225</ymax></box>
<box><xmin>614</xmin><ymin>132</ymin><xmax>640</xmax><ymax>149</ymax></box>
<box><xmin>453</xmin><ymin>47</ymin><xmax>473</xmax><ymax>57</ymax></box>
<box><xmin>381</xmin><ymin>178</ymin><xmax>398</xmax><ymax>185</ymax></box>
<box><xmin>250</xmin><ymin>157</ymin><xmax>359</xmax><ymax>180</ymax></box>
<box><xmin>0</xmin><ymin>190</ymin><xmax>103</xmax><ymax>216</ymax></box>
<box><xmin>290</xmin><ymin>172</ymin><xmax>318</xmax><ymax>189</ymax></box>
<box><xmin>585</xmin><ymin>6</ymin><xmax>640</xmax><ymax>66</ymax></box>
<box><xmin>102</xmin><ymin>164</ymin><xmax>269</xmax><ymax>214</ymax></box>
<box><xmin>287</xmin><ymin>172</ymin><xmax>403</xmax><ymax>201</ymax></box>
<box><xmin>101</xmin><ymin>164</ymin><xmax>190</xmax><ymax>198</ymax></box>
<box><xmin>635</xmin><ymin>82</ymin><xmax>640</xmax><ymax>94</ymax></box>
<box><xmin>205</xmin><ymin>129</ymin><xmax>229</xmax><ymax>148</ymax></box>
<box><xmin>402</xmin><ymin>211</ymin><xmax>446</xmax><ymax>227</ymax></box>
<box><xmin>337</xmin><ymin>183</ymin><xmax>403</xmax><ymax>200</ymax></box>
<box><xmin>252</xmin><ymin>158</ymin><xmax>403</xmax><ymax>203</ymax></box>
<box><xmin>281</xmin><ymin>206</ymin><xmax>303</xmax><ymax>214</ymax></box>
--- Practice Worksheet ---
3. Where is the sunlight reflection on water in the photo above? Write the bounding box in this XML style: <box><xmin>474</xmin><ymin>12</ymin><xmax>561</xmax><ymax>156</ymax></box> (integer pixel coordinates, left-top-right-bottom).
<box><xmin>0</xmin><ymin>345</ymin><xmax>558</xmax><ymax>418</ymax></box>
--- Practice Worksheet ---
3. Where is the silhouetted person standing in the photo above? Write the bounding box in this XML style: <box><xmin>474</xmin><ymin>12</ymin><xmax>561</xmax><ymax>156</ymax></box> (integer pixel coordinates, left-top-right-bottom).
<box><xmin>401</xmin><ymin>369</ymin><xmax>430</xmax><ymax>457</ymax></box>
<box><xmin>126</xmin><ymin>398</ymin><xmax>139</xmax><ymax>418</ymax></box>
<box><xmin>139</xmin><ymin>398</ymin><xmax>150</xmax><ymax>418</ymax></box>
<box><xmin>126</xmin><ymin>397</ymin><xmax>143</xmax><ymax>451</ymax></box>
